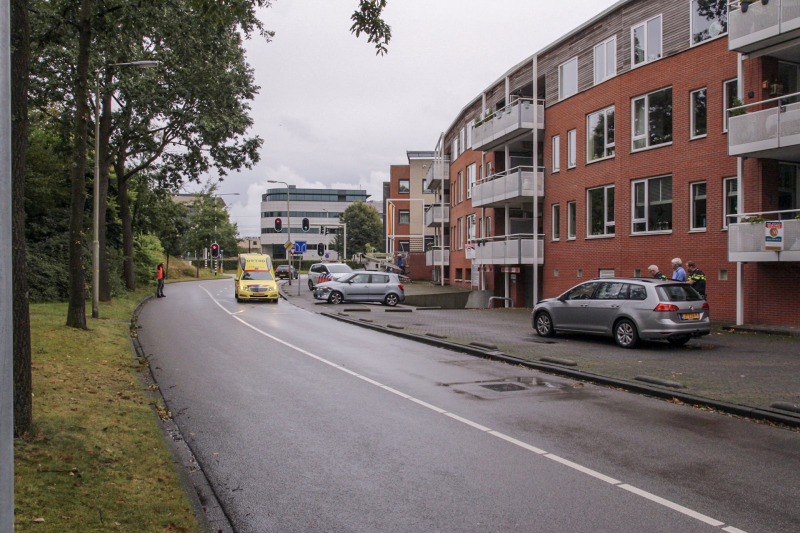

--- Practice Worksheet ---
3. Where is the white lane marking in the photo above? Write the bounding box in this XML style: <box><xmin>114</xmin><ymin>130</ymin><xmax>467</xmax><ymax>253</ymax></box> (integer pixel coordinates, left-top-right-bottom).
<box><xmin>619</xmin><ymin>484</ymin><xmax>726</xmax><ymax>527</ymax></box>
<box><xmin>199</xmin><ymin>286</ymin><xmax>748</xmax><ymax>532</ymax></box>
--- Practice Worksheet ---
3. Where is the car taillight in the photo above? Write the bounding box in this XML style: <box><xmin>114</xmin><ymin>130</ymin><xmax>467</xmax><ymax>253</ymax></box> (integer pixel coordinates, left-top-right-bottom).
<box><xmin>702</xmin><ymin>302</ymin><xmax>709</xmax><ymax>310</ymax></box>
<box><xmin>654</xmin><ymin>303</ymin><xmax>679</xmax><ymax>312</ymax></box>
<box><xmin>398</xmin><ymin>284</ymin><xmax>404</xmax><ymax>292</ymax></box>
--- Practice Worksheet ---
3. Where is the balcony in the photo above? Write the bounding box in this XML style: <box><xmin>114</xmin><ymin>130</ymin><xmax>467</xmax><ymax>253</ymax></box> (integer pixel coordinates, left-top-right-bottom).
<box><xmin>424</xmin><ymin>205</ymin><xmax>449</xmax><ymax>227</ymax></box>
<box><xmin>471</xmin><ymin>166</ymin><xmax>544</xmax><ymax>209</ymax></box>
<box><xmin>728</xmin><ymin>212</ymin><xmax>800</xmax><ymax>261</ymax></box>
<box><xmin>472</xmin><ymin>98</ymin><xmax>545</xmax><ymax>152</ymax></box>
<box><xmin>728</xmin><ymin>0</ymin><xmax>800</xmax><ymax>54</ymax></box>
<box><xmin>728</xmin><ymin>96</ymin><xmax>800</xmax><ymax>161</ymax></box>
<box><xmin>472</xmin><ymin>234</ymin><xmax>544</xmax><ymax>266</ymax></box>
<box><xmin>426</xmin><ymin>246</ymin><xmax>450</xmax><ymax>266</ymax></box>
<box><xmin>424</xmin><ymin>158</ymin><xmax>450</xmax><ymax>191</ymax></box>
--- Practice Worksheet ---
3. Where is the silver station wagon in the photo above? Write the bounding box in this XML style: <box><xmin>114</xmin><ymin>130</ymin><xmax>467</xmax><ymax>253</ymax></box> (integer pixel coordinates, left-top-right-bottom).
<box><xmin>314</xmin><ymin>272</ymin><xmax>405</xmax><ymax>306</ymax></box>
<box><xmin>532</xmin><ymin>278</ymin><xmax>710</xmax><ymax>348</ymax></box>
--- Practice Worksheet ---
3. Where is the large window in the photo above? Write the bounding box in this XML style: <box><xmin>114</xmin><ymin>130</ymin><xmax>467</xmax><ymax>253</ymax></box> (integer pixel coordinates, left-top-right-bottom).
<box><xmin>458</xmin><ymin>217</ymin><xmax>464</xmax><ymax>249</ymax></box>
<box><xmin>559</xmin><ymin>57</ymin><xmax>578</xmax><ymax>100</ymax></box>
<box><xmin>587</xmin><ymin>185</ymin><xmax>615</xmax><ymax>236</ymax></box>
<box><xmin>398</xmin><ymin>180</ymin><xmax>410</xmax><ymax>194</ymax></box>
<box><xmin>690</xmin><ymin>182</ymin><xmax>707</xmax><ymax>230</ymax></box>
<box><xmin>594</xmin><ymin>37</ymin><xmax>616</xmax><ymax>85</ymax></box>
<box><xmin>467</xmin><ymin>214</ymin><xmax>476</xmax><ymax>242</ymax></box>
<box><xmin>459</xmin><ymin>128</ymin><xmax>465</xmax><ymax>155</ymax></box>
<box><xmin>632</xmin><ymin>175</ymin><xmax>672</xmax><ymax>233</ymax></box>
<box><xmin>587</xmin><ymin>106</ymin><xmax>615</xmax><ymax>162</ymax></box>
<box><xmin>567</xmin><ymin>201</ymin><xmax>576</xmax><ymax>239</ymax></box>
<box><xmin>466</xmin><ymin>163</ymin><xmax>476</xmax><ymax>199</ymax></box>
<box><xmin>568</xmin><ymin>129</ymin><xmax>577</xmax><ymax>168</ymax></box>
<box><xmin>552</xmin><ymin>135</ymin><xmax>561</xmax><ymax>172</ymax></box>
<box><xmin>779</xmin><ymin>163</ymin><xmax>800</xmax><ymax>219</ymax></box>
<box><xmin>691</xmin><ymin>88</ymin><xmax>707</xmax><ymax>138</ymax></box>
<box><xmin>452</xmin><ymin>138</ymin><xmax>458</xmax><ymax>160</ymax></box>
<box><xmin>466</xmin><ymin>123</ymin><xmax>473</xmax><ymax>149</ymax></box>
<box><xmin>723</xmin><ymin>78</ymin><xmax>738</xmax><ymax>132</ymax></box>
<box><xmin>632</xmin><ymin>87</ymin><xmax>672</xmax><ymax>151</ymax></box>
<box><xmin>458</xmin><ymin>171</ymin><xmax>463</xmax><ymax>203</ymax></box>
<box><xmin>723</xmin><ymin>177</ymin><xmax>738</xmax><ymax>227</ymax></box>
<box><xmin>552</xmin><ymin>204</ymin><xmax>561</xmax><ymax>241</ymax></box>
<box><xmin>691</xmin><ymin>0</ymin><xmax>727</xmax><ymax>45</ymax></box>
<box><xmin>632</xmin><ymin>15</ymin><xmax>662</xmax><ymax>67</ymax></box>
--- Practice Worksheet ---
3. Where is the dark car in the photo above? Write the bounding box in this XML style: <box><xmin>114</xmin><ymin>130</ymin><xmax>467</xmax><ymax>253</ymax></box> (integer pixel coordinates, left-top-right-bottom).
<box><xmin>532</xmin><ymin>278</ymin><xmax>710</xmax><ymax>348</ymax></box>
<box><xmin>275</xmin><ymin>264</ymin><xmax>298</xmax><ymax>279</ymax></box>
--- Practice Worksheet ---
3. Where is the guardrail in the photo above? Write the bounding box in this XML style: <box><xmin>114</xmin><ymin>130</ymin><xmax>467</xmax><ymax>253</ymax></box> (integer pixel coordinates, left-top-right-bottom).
<box><xmin>472</xmin><ymin>166</ymin><xmax>544</xmax><ymax>207</ymax></box>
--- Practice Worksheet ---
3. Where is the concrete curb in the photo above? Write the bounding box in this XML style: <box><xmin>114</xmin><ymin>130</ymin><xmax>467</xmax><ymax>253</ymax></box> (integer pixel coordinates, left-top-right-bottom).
<box><xmin>132</xmin><ymin>296</ymin><xmax>234</xmax><ymax>533</ymax></box>
<box><xmin>321</xmin><ymin>311</ymin><xmax>800</xmax><ymax>429</ymax></box>
<box><xmin>722</xmin><ymin>324</ymin><xmax>800</xmax><ymax>338</ymax></box>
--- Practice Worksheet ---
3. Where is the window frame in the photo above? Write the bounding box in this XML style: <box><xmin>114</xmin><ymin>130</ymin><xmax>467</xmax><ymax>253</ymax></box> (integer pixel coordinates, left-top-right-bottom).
<box><xmin>398</xmin><ymin>179</ymin><xmax>410</xmax><ymax>194</ymax></box>
<box><xmin>631</xmin><ymin>14</ymin><xmax>663</xmax><ymax>68</ymax></box>
<box><xmin>631</xmin><ymin>87</ymin><xmax>673</xmax><ymax>152</ymax></box>
<box><xmin>452</xmin><ymin>138</ymin><xmax>458</xmax><ymax>160</ymax></box>
<box><xmin>567</xmin><ymin>129</ymin><xmax>577</xmax><ymax>169</ymax></box>
<box><xmin>594</xmin><ymin>36</ymin><xmax>617</xmax><ymax>85</ymax></box>
<box><xmin>552</xmin><ymin>204</ymin><xmax>561</xmax><ymax>241</ymax></box>
<box><xmin>567</xmin><ymin>201</ymin><xmax>577</xmax><ymax>239</ymax></box>
<box><xmin>459</xmin><ymin>128</ymin><xmax>466</xmax><ymax>155</ymax></box>
<box><xmin>723</xmin><ymin>78</ymin><xmax>738</xmax><ymax>133</ymax></box>
<box><xmin>398</xmin><ymin>209</ymin><xmax>410</xmax><ymax>225</ymax></box>
<box><xmin>690</xmin><ymin>87</ymin><xmax>708</xmax><ymax>139</ymax></box>
<box><xmin>466</xmin><ymin>163</ymin><xmax>476</xmax><ymax>199</ymax></box>
<box><xmin>467</xmin><ymin>214</ymin><xmax>476</xmax><ymax>242</ymax></box>
<box><xmin>690</xmin><ymin>0</ymin><xmax>728</xmax><ymax>47</ymax></box>
<box><xmin>690</xmin><ymin>181</ymin><xmax>707</xmax><ymax>231</ymax></box>
<box><xmin>586</xmin><ymin>184</ymin><xmax>615</xmax><ymax>237</ymax></box>
<box><xmin>558</xmin><ymin>57</ymin><xmax>579</xmax><ymax>101</ymax></box>
<box><xmin>552</xmin><ymin>135</ymin><xmax>561</xmax><ymax>172</ymax></box>
<box><xmin>587</xmin><ymin>106</ymin><xmax>615</xmax><ymax>163</ymax></box>
<box><xmin>631</xmin><ymin>174</ymin><xmax>673</xmax><ymax>234</ymax></box>
<box><xmin>458</xmin><ymin>217</ymin><xmax>464</xmax><ymax>250</ymax></box>
<box><xmin>458</xmin><ymin>171</ymin><xmax>463</xmax><ymax>203</ymax></box>
<box><xmin>723</xmin><ymin>176</ymin><xmax>738</xmax><ymax>229</ymax></box>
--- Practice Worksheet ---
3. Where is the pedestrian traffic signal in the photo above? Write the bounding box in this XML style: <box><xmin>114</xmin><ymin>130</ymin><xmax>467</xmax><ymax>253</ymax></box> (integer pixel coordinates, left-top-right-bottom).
<box><xmin>210</xmin><ymin>242</ymin><xmax>220</xmax><ymax>258</ymax></box>
<box><xmin>274</xmin><ymin>218</ymin><xmax>282</xmax><ymax>232</ymax></box>
<box><xmin>317</xmin><ymin>242</ymin><xmax>325</xmax><ymax>256</ymax></box>
<box><xmin>302</xmin><ymin>218</ymin><xmax>310</xmax><ymax>232</ymax></box>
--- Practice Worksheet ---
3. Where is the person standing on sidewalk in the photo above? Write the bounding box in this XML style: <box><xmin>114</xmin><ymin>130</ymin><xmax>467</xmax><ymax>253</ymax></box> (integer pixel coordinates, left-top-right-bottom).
<box><xmin>156</xmin><ymin>263</ymin><xmax>165</xmax><ymax>298</ymax></box>
<box><xmin>648</xmin><ymin>265</ymin><xmax>667</xmax><ymax>280</ymax></box>
<box><xmin>671</xmin><ymin>258</ymin><xmax>687</xmax><ymax>281</ymax></box>
<box><xmin>686</xmin><ymin>261</ymin><xmax>707</xmax><ymax>297</ymax></box>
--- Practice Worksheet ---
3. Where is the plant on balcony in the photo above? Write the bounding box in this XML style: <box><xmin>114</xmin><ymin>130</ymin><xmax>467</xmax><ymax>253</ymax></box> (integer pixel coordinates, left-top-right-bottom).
<box><xmin>741</xmin><ymin>216</ymin><xmax>767</xmax><ymax>224</ymax></box>
<box><xmin>740</xmin><ymin>0</ymin><xmax>769</xmax><ymax>13</ymax></box>
<box><xmin>729</xmin><ymin>98</ymin><xmax>747</xmax><ymax>117</ymax></box>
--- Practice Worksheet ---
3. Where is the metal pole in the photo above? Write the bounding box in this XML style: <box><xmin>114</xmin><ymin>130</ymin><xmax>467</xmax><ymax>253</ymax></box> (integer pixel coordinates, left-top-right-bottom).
<box><xmin>1</xmin><ymin>0</ymin><xmax>16</xmax><ymax>527</ymax></box>
<box><xmin>286</xmin><ymin>187</ymin><xmax>291</xmax><ymax>285</ymax></box>
<box><xmin>532</xmin><ymin>55</ymin><xmax>539</xmax><ymax>306</ymax></box>
<box><xmin>343</xmin><ymin>223</ymin><xmax>347</xmax><ymax>264</ymax></box>
<box><xmin>92</xmin><ymin>72</ymin><xmax>100</xmax><ymax>318</ymax></box>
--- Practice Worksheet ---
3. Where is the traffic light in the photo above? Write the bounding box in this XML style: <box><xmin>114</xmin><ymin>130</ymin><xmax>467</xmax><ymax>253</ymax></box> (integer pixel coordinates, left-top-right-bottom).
<box><xmin>302</xmin><ymin>218</ymin><xmax>310</xmax><ymax>232</ymax></box>
<box><xmin>210</xmin><ymin>242</ymin><xmax>220</xmax><ymax>258</ymax></box>
<box><xmin>274</xmin><ymin>218</ymin><xmax>282</xmax><ymax>232</ymax></box>
<box><xmin>317</xmin><ymin>242</ymin><xmax>325</xmax><ymax>256</ymax></box>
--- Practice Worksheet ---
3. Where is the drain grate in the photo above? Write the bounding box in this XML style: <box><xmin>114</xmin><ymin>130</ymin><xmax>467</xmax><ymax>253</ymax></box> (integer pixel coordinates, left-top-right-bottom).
<box><xmin>481</xmin><ymin>383</ymin><xmax>527</xmax><ymax>392</ymax></box>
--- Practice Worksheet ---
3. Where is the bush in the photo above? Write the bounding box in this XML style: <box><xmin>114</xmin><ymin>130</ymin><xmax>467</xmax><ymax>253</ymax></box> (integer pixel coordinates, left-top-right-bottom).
<box><xmin>133</xmin><ymin>233</ymin><xmax>164</xmax><ymax>288</ymax></box>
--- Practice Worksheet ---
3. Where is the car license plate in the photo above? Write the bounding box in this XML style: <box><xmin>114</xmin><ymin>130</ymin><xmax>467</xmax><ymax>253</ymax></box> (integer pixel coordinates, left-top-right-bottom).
<box><xmin>254</xmin><ymin>292</ymin><xmax>265</xmax><ymax>297</ymax></box>
<box><xmin>680</xmin><ymin>313</ymin><xmax>700</xmax><ymax>320</ymax></box>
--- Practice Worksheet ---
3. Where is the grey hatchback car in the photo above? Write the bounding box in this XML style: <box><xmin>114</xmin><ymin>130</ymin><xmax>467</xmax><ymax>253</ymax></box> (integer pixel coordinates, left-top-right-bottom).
<box><xmin>313</xmin><ymin>272</ymin><xmax>405</xmax><ymax>306</ymax></box>
<box><xmin>532</xmin><ymin>278</ymin><xmax>710</xmax><ymax>348</ymax></box>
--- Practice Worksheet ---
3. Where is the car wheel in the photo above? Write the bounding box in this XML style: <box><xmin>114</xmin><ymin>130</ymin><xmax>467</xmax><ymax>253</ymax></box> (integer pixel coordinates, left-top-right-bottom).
<box><xmin>308</xmin><ymin>279</ymin><xmax>315</xmax><ymax>291</ymax></box>
<box><xmin>668</xmin><ymin>335</ymin><xmax>690</xmax><ymax>347</ymax></box>
<box><xmin>535</xmin><ymin>312</ymin><xmax>555</xmax><ymax>337</ymax></box>
<box><xmin>614</xmin><ymin>319</ymin><xmax>639</xmax><ymax>348</ymax></box>
<box><xmin>329</xmin><ymin>291</ymin><xmax>343</xmax><ymax>305</ymax></box>
<box><xmin>384</xmin><ymin>293</ymin><xmax>399</xmax><ymax>307</ymax></box>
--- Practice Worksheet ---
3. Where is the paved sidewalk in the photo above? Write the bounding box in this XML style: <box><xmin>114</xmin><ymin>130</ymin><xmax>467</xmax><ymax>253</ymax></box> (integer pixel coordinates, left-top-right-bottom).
<box><xmin>281</xmin><ymin>278</ymin><xmax>800</xmax><ymax>425</ymax></box>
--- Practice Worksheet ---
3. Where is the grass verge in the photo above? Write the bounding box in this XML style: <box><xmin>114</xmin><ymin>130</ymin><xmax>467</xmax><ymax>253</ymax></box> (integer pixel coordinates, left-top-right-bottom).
<box><xmin>14</xmin><ymin>286</ymin><xmax>201</xmax><ymax>532</ymax></box>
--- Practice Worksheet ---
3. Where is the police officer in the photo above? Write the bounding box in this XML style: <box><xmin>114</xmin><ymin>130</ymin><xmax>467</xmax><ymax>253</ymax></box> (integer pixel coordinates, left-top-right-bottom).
<box><xmin>648</xmin><ymin>264</ymin><xmax>667</xmax><ymax>280</ymax></box>
<box><xmin>686</xmin><ymin>261</ymin><xmax>706</xmax><ymax>297</ymax></box>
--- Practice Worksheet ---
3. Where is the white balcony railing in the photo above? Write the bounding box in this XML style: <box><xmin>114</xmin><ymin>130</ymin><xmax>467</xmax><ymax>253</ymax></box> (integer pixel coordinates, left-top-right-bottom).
<box><xmin>424</xmin><ymin>158</ymin><xmax>450</xmax><ymax>191</ymax></box>
<box><xmin>426</xmin><ymin>246</ymin><xmax>450</xmax><ymax>266</ymax></box>
<box><xmin>472</xmin><ymin>166</ymin><xmax>544</xmax><ymax>208</ymax></box>
<box><xmin>424</xmin><ymin>205</ymin><xmax>450</xmax><ymax>227</ymax></box>
<box><xmin>472</xmin><ymin>234</ymin><xmax>544</xmax><ymax>265</ymax></box>
<box><xmin>472</xmin><ymin>98</ymin><xmax>545</xmax><ymax>152</ymax></box>
<box><xmin>728</xmin><ymin>0</ymin><xmax>800</xmax><ymax>53</ymax></box>
<box><xmin>728</xmin><ymin>211</ymin><xmax>800</xmax><ymax>261</ymax></box>
<box><xmin>728</xmin><ymin>95</ymin><xmax>800</xmax><ymax>159</ymax></box>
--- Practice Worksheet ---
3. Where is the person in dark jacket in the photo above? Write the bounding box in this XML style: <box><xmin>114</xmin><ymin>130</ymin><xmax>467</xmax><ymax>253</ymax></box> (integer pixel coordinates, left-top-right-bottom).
<box><xmin>648</xmin><ymin>264</ymin><xmax>667</xmax><ymax>280</ymax></box>
<box><xmin>156</xmin><ymin>263</ymin><xmax>165</xmax><ymax>298</ymax></box>
<box><xmin>686</xmin><ymin>261</ymin><xmax>707</xmax><ymax>296</ymax></box>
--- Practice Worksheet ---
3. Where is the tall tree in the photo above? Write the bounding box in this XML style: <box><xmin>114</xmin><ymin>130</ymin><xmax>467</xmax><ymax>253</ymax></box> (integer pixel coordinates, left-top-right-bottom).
<box><xmin>334</xmin><ymin>201</ymin><xmax>383</xmax><ymax>257</ymax></box>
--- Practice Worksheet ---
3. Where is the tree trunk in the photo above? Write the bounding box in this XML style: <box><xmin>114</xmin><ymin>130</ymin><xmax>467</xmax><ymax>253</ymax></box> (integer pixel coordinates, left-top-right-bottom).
<box><xmin>117</xmin><ymin>162</ymin><xmax>135</xmax><ymax>291</ymax></box>
<box><xmin>165</xmin><ymin>255</ymin><xmax>170</xmax><ymax>280</ymax></box>
<box><xmin>98</xmin><ymin>71</ymin><xmax>113</xmax><ymax>302</ymax></box>
<box><xmin>11</xmin><ymin>0</ymin><xmax>32</xmax><ymax>436</ymax></box>
<box><xmin>66</xmin><ymin>0</ymin><xmax>93</xmax><ymax>330</ymax></box>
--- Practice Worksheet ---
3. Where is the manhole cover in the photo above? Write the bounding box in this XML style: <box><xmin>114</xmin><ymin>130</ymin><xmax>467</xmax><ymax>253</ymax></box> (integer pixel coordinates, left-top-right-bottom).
<box><xmin>481</xmin><ymin>383</ymin><xmax>527</xmax><ymax>392</ymax></box>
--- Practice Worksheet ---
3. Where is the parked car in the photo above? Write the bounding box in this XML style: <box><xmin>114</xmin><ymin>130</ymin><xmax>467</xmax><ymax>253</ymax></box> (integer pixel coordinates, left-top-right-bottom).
<box><xmin>531</xmin><ymin>278</ymin><xmax>710</xmax><ymax>348</ymax></box>
<box><xmin>307</xmin><ymin>262</ymin><xmax>353</xmax><ymax>290</ymax></box>
<box><xmin>313</xmin><ymin>272</ymin><xmax>405</xmax><ymax>306</ymax></box>
<box><xmin>275</xmin><ymin>264</ymin><xmax>298</xmax><ymax>280</ymax></box>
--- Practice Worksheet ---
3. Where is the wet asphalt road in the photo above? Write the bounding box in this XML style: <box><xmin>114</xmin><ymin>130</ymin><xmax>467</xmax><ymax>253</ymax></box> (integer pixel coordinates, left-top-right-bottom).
<box><xmin>138</xmin><ymin>278</ymin><xmax>800</xmax><ymax>533</ymax></box>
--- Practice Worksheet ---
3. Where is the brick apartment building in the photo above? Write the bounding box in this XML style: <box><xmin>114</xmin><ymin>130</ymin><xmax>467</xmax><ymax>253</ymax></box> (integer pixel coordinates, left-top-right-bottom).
<box><xmin>392</xmin><ymin>0</ymin><xmax>800</xmax><ymax>326</ymax></box>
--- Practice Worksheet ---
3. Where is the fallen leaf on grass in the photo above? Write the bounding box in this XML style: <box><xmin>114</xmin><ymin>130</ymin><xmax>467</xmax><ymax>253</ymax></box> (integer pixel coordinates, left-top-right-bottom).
<box><xmin>32</xmin><ymin>517</ymin><xmax>45</xmax><ymax>522</ymax></box>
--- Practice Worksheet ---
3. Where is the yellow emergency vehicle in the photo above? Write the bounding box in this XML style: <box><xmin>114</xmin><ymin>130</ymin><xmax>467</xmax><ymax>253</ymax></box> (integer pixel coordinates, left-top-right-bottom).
<box><xmin>235</xmin><ymin>254</ymin><xmax>279</xmax><ymax>303</ymax></box>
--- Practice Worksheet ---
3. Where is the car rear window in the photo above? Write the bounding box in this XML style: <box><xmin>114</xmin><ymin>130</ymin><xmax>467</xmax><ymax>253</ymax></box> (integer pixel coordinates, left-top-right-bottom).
<box><xmin>627</xmin><ymin>284</ymin><xmax>647</xmax><ymax>300</ymax></box>
<box><xmin>371</xmin><ymin>274</ymin><xmax>389</xmax><ymax>283</ymax></box>
<box><xmin>327</xmin><ymin>264</ymin><xmax>352</xmax><ymax>273</ymax></box>
<box><xmin>657</xmin><ymin>284</ymin><xmax>704</xmax><ymax>302</ymax></box>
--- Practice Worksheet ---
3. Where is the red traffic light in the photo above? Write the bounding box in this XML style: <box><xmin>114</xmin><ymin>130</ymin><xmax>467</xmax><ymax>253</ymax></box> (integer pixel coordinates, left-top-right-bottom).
<box><xmin>210</xmin><ymin>242</ymin><xmax>220</xmax><ymax>258</ymax></box>
<box><xmin>274</xmin><ymin>218</ymin><xmax>283</xmax><ymax>232</ymax></box>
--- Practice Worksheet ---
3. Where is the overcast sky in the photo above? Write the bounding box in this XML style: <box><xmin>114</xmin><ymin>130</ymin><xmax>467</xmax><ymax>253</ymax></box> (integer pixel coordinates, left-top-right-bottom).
<box><xmin>198</xmin><ymin>0</ymin><xmax>619</xmax><ymax>236</ymax></box>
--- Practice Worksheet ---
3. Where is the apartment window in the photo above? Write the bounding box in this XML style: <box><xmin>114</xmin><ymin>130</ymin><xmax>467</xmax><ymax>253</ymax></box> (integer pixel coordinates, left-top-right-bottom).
<box><xmin>467</xmin><ymin>214</ymin><xmax>476</xmax><ymax>242</ymax></box>
<box><xmin>587</xmin><ymin>185</ymin><xmax>615</xmax><ymax>236</ymax></box>
<box><xmin>723</xmin><ymin>177</ymin><xmax>738</xmax><ymax>227</ymax></box>
<box><xmin>458</xmin><ymin>171</ymin><xmax>463</xmax><ymax>203</ymax></box>
<box><xmin>398</xmin><ymin>179</ymin><xmax>410</xmax><ymax>194</ymax></box>
<box><xmin>778</xmin><ymin>163</ymin><xmax>800</xmax><ymax>219</ymax></box>
<box><xmin>552</xmin><ymin>135</ymin><xmax>561</xmax><ymax>172</ymax></box>
<box><xmin>632</xmin><ymin>175</ymin><xmax>672</xmax><ymax>233</ymax></box>
<box><xmin>691</xmin><ymin>182</ymin><xmax>707</xmax><ymax>230</ymax></box>
<box><xmin>466</xmin><ymin>123</ymin><xmax>473</xmax><ymax>149</ymax></box>
<box><xmin>723</xmin><ymin>79</ymin><xmax>738</xmax><ymax>132</ymax></box>
<box><xmin>691</xmin><ymin>0</ymin><xmax>727</xmax><ymax>46</ymax></box>
<box><xmin>458</xmin><ymin>217</ymin><xmax>464</xmax><ymax>249</ymax></box>
<box><xmin>567</xmin><ymin>129</ymin><xmax>577</xmax><ymax>168</ymax></box>
<box><xmin>587</xmin><ymin>106</ymin><xmax>615</xmax><ymax>162</ymax></box>
<box><xmin>452</xmin><ymin>138</ymin><xmax>458</xmax><ymax>160</ymax></box>
<box><xmin>552</xmin><ymin>204</ymin><xmax>561</xmax><ymax>240</ymax></box>
<box><xmin>466</xmin><ymin>163</ymin><xmax>476</xmax><ymax>199</ymax></box>
<box><xmin>691</xmin><ymin>88</ymin><xmax>707</xmax><ymax>138</ymax></box>
<box><xmin>559</xmin><ymin>57</ymin><xmax>578</xmax><ymax>100</ymax></box>
<box><xmin>632</xmin><ymin>15</ymin><xmax>662</xmax><ymax>67</ymax></box>
<box><xmin>594</xmin><ymin>37</ymin><xmax>616</xmax><ymax>85</ymax></box>
<box><xmin>632</xmin><ymin>87</ymin><xmax>672</xmax><ymax>150</ymax></box>
<box><xmin>399</xmin><ymin>210</ymin><xmax>410</xmax><ymax>225</ymax></box>
<box><xmin>485</xmin><ymin>216</ymin><xmax>492</xmax><ymax>238</ymax></box>
<box><xmin>567</xmin><ymin>201</ymin><xmax>576</xmax><ymax>239</ymax></box>
<box><xmin>459</xmin><ymin>128</ymin><xmax>466</xmax><ymax>155</ymax></box>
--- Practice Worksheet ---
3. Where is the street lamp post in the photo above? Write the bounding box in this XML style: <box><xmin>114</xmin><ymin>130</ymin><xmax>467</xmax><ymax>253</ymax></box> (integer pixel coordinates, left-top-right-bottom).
<box><xmin>92</xmin><ymin>60</ymin><xmax>159</xmax><ymax>319</ymax></box>
<box><xmin>268</xmin><ymin>180</ymin><xmax>291</xmax><ymax>285</ymax></box>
